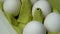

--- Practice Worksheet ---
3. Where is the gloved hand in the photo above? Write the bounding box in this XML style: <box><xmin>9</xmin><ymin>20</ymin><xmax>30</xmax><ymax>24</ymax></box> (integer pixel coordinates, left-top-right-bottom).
<box><xmin>0</xmin><ymin>0</ymin><xmax>45</xmax><ymax>34</ymax></box>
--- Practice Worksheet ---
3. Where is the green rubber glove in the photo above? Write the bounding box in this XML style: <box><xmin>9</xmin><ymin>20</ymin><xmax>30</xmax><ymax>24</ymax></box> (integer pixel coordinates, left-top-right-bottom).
<box><xmin>4</xmin><ymin>12</ymin><xmax>19</xmax><ymax>26</ymax></box>
<box><xmin>17</xmin><ymin>0</ymin><xmax>32</xmax><ymax>24</ymax></box>
<box><xmin>3</xmin><ymin>9</ymin><xmax>20</xmax><ymax>34</ymax></box>
<box><xmin>48</xmin><ymin>0</ymin><xmax>60</xmax><ymax>14</ymax></box>
<box><xmin>0</xmin><ymin>1</ymin><xmax>3</xmax><ymax>10</ymax></box>
<box><xmin>53</xmin><ymin>8</ymin><xmax>60</xmax><ymax>14</ymax></box>
<box><xmin>48</xmin><ymin>32</ymin><xmax>60</xmax><ymax>34</ymax></box>
<box><xmin>33</xmin><ymin>8</ymin><xmax>44</xmax><ymax>23</ymax></box>
<box><xmin>17</xmin><ymin>0</ymin><xmax>32</xmax><ymax>34</ymax></box>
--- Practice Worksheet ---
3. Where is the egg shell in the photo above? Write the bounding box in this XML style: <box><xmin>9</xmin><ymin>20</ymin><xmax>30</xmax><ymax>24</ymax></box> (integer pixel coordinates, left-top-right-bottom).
<box><xmin>32</xmin><ymin>0</ymin><xmax>51</xmax><ymax>17</ymax></box>
<box><xmin>30</xmin><ymin>0</ymin><xmax>38</xmax><ymax>4</ymax></box>
<box><xmin>3</xmin><ymin>0</ymin><xmax>20</xmax><ymax>16</ymax></box>
<box><xmin>30</xmin><ymin>0</ymin><xmax>46</xmax><ymax>4</ymax></box>
<box><xmin>23</xmin><ymin>21</ymin><xmax>46</xmax><ymax>34</ymax></box>
<box><xmin>44</xmin><ymin>12</ymin><xmax>60</xmax><ymax>32</ymax></box>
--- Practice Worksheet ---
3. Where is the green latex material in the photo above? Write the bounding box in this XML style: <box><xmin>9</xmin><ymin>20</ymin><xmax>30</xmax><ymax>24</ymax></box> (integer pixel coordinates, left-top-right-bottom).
<box><xmin>33</xmin><ymin>8</ymin><xmax>44</xmax><ymax>23</ymax></box>
<box><xmin>3</xmin><ymin>12</ymin><xmax>20</xmax><ymax>33</ymax></box>
<box><xmin>48</xmin><ymin>32</ymin><xmax>60</xmax><ymax>34</ymax></box>
<box><xmin>53</xmin><ymin>8</ymin><xmax>60</xmax><ymax>14</ymax></box>
<box><xmin>4</xmin><ymin>12</ymin><xmax>19</xmax><ymax>26</ymax></box>
<box><xmin>17</xmin><ymin>0</ymin><xmax>32</xmax><ymax>24</ymax></box>
<box><xmin>4</xmin><ymin>11</ymin><xmax>25</xmax><ymax>34</ymax></box>
<box><xmin>18</xmin><ymin>23</ymin><xmax>26</xmax><ymax>34</ymax></box>
<box><xmin>17</xmin><ymin>0</ymin><xmax>32</xmax><ymax>34</ymax></box>
<box><xmin>0</xmin><ymin>1</ymin><xmax>3</xmax><ymax>10</ymax></box>
<box><xmin>0</xmin><ymin>0</ymin><xmax>60</xmax><ymax>34</ymax></box>
<box><xmin>48</xmin><ymin>0</ymin><xmax>60</xmax><ymax>14</ymax></box>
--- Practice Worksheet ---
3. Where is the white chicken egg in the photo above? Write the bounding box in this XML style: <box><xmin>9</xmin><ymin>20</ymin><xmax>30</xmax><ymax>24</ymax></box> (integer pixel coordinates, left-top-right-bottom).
<box><xmin>3</xmin><ymin>0</ymin><xmax>20</xmax><ymax>16</ymax></box>
<box><xmin>32</xmin><ymin>0</ymin><xmax>51</xmax><ymax>17</ymax></box>
<box><xmin>23</xmin><ymin>21</ymin><xmax>46</xmax><ymax>34</ymax></box>
<box><xmin>44</xmin><ymin>12</ymin><xmax>60</xmax><ymax>32</ymax></box>
<box><xmin>30</xmin><ymin>0</ymin><xmax>38</xmax><ymax>4</ymax></box>
<box><xmin>30</xmin><ymin>0</ymin><xmax>46</xmax><ymax>4</ymax></box>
